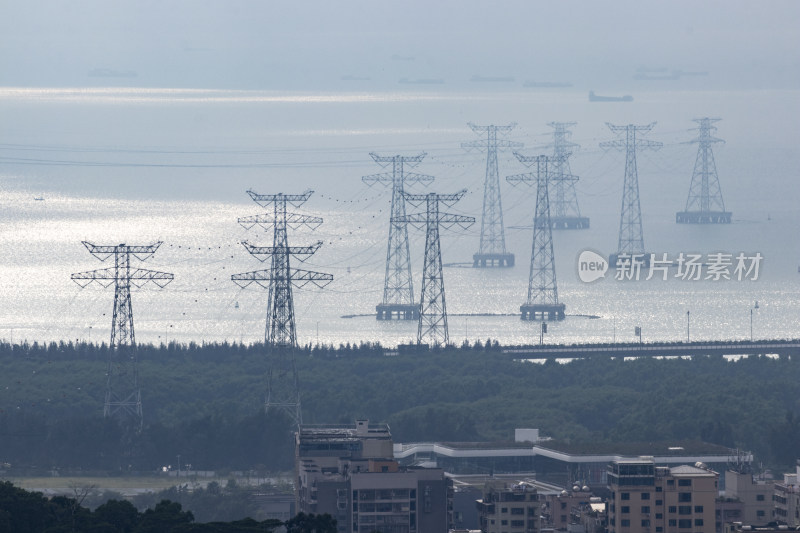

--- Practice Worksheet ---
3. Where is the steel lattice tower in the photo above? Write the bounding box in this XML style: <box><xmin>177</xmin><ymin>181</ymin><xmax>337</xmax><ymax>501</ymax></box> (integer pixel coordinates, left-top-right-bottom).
<box><xmin>600</xmin><ymin>123</ymin><xmax>662</xmax><ymax>265</ymax></box>
<box><xmin>395</xmin><ymin>191</ymin><xmax>474</xmax><ymax>347</ymax></box>
<box><xmin>462</xmin><ymin>122</ymin><xmax>521</xmax><ymax>267</ymax></box>
<box><xmin>547</xmin><ymin>122</ymin><xmax>589</xmax><ymax>229</ymax></box>
<box><xmin>362</xmin><ymin>153</ymin><xmax>433</xmax><ymax>320</ymax></box>
<box><xmin>676</xmin><ymin>118</ymin><xmax>731</xmax><ymax>224</ymax></box>
<box><xmin>71</xmin><ymin>241</ymin><xmax>174</xmax><ymax>430</ymax></box>
<box><xmin>508</xmin><ymin>154</ymin><xmax>567</xmax><ymax>320</ymax></box>
<box><xmin>233</xmin><ymin>190</ymin><xmax>332</xmax><ymax>428</ymax></box>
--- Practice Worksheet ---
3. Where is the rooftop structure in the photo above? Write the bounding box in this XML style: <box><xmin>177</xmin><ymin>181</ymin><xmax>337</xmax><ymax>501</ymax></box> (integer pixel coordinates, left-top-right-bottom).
<box><xmin>394</xmin><ymin>433</ymin><xmax>749</xmax><ymax>489</ymax></box>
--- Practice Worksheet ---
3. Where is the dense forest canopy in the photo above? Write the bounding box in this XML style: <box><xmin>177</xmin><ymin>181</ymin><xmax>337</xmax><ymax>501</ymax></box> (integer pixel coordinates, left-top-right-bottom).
<box><xmin>0</xmin><ymin>340</ymin><xmax>797</xmax><ymax>473</ymax></box>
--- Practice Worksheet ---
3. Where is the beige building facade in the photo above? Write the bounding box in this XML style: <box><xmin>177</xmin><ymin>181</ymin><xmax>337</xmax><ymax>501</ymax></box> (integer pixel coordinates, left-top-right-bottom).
<box><xmin>723</xmin><ymin>469</ymin><xmax>773</xmax><ymax>526</ymax></box>
<box><xmin>773</xmin><ymin>461</ymin><xmax>800</xmax><ymax>527</ymax></box>
<box><xmin>608</xmin><ymin>459</ymin><xmax>718</xmax><ymax>533</ymax></box>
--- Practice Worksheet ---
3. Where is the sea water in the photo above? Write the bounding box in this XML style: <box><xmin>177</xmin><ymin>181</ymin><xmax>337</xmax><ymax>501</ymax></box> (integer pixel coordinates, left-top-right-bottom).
<box><xmin>0</xmin><ymin>87</ymin><xmax>798</xmax><ymax>348</ymax></box>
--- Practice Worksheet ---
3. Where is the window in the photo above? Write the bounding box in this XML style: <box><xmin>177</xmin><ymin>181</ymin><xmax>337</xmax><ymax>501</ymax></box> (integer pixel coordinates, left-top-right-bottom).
<box><xmin>678</xmin><ymin>492</ymin><xmax>692</xmax><ymax>502</ymax></box>
<box><xmin>621</xmin><ymin>519</ymin><xmax>630</xmax><ymax>527</ymax></box>
<box><xmin>642</xmin><ymin>506</ymin><xmax>651</xmax><ymax>514</ymax></box>
<box><xmin>757</xmin><ymin>494</ymin><xmax>765</xmax><ymax>501</ymax></box>
<box><xmin>642</xmin><ymin>519</ymin><xmax>651</xmax><ymax>527</ymax></box>
<box><xmin>656</xmin><ymin>499</ymin><xmax>663</xmax><ymax>506</ymax></box>
<box><xmin>669</xmin><ymin>519</ymin><xmax>677</xmax><ymax>527</ymax></box>
<box><xmin>656</xmin><ymin>486</ymin><xmax>663</xmax><ymax>493</ymax></box>
<box><xmin>622</xmin><ymin>506</ymin><xmax>630</xmax><ymax>514</ymax></box>
<box><xmin>656</xmin><ymin>528</ymin><xmax>663</xmax><ymax>532</ymax></box>
<box><xmin>621</xmin><ymin>493</ymin><xmax>630</xmax><ymax>500</ymax></box>
<box><xmin>667</xmin><ymin>480</ymin><xmax>675</xmax><ymax>487</ymax></box>
<box><xmin>561</xmin><ymin>515</ymin><xmax>567</xmax><ymax>522</ymax></box>
<box><xmin>757</xmin><ymin>510</ymin><xmax>766</xmax><ymax>518</ymax></box>
<box><xmin>561</xmin><ymin>502</ymin><xmax>567</xmax><ymax>509</ymax></box>
<box><xmin>694</xmin><ymin>506</ymin><xmax>703</xmax><ymax>513</ymax></box>
<box><xmin>695</xmin><ymin>519</ymin><xmax>704</xmax><ymax>526</ymax></box>
<box><xmin>501</xmin><ymin>507</ymin><xmax>508</xmax><ymax>513</ymax></box>
<box><xmin>678</xmin><ymin>479</ymin><xmax>692</xmax><ymax>487</ymax></box>
<box><xmin>679</xmin><ymin>506</ymin><xmax>691</xmax><ymax>515</ymax></box>
<box><xmin>511</xmin><ymin>520</ymin><xmax>525</xmax><ymax>527</ymax></box>
<box><xmin>669</xmin><ymin>506</ymin><xmax>677</xmax><ymax>513</ymax></box>
<box><xmin>642</xmin><ymin>493</ymin><xmax>651</xmax><ymax>500</ymax></box>
<box><xmin>678</xmin><ymin>519</ymin><xmax>692</xmax><ymax>528</ymax></box>
<box><xmin>501</xmin><ymin>519</ymin><xmax>508</xmax><ymax>526</ymax></box>
<box><xmin>656</xmin><ymin>513</ymin><xmax>663</xmax><ymax>519</ymax></box>
<box><xmin>511</xmin><ymin>508</ymin><xmax>524</xmax><ymax>515</ymax></box>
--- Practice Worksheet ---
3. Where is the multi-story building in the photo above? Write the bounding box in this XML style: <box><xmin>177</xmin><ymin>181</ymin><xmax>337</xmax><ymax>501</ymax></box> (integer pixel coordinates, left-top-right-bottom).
<box><xmin>723</xmin><ymin>468</ymin><xmax>773</xmax><ymax>526</ymax></box>
<box><xmin>546</xmin><ymin>485</ymin><xmax>594</xmax><ymax>531</ymax></box>
<box><xmin>715</xmin><ymin>498</ymin><xmax>744</xmax><ymax>532</ymax></box>
<box><xmin>773</xmin><ymin>461</ymin><xmax>800</xmax><ymax>527</ymax></box>
<box><xmin>607</xmin><ymin>458</ymin><xmax>718</xmax><ymax>533</ymax></box>
<box><xmin>296</xmin><ymin>420</ymin><xmax>453</xmax><ymax>533</ymax></box>
<box><xmin>476</xmin><ymin>480</ymin><xmax>541</xmax><ymax>533</ymax></box>
<box><xmin>395</xmin><ymin>431</ymin><xmax>748</xmax><ymax>489</ymax></box>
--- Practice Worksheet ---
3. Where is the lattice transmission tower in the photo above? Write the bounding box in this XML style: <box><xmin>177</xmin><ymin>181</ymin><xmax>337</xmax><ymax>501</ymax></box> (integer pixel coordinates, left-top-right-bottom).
<box><xmin>462</xmin><ymin>122</ymin><xmax>521</xmax><ymax>267</ymax></box>
<box><xmin>362</xmin><ymin>153</ymin><xmax>433</xmax><ymax>320</ymax></box>
<box><xmin>547</xmin><ymin>122</ymin><xmax>589</xmax><ymax>229</ymax></box>
<box><xmin>233</xmin><ymin>189</ymin><xmax>332</xmax><ymax>427</ymax></box>
<box><xmin>395</xmin><ymin>191</ymin><xmax>474</xmax><ymax>347</ymax></box>
<box><xmin>600</xmin><ymin>123</ymin><xmax>662</xmax><ymax>265</ymax></box>
<box><xmin>507</xmin><ymin>154</ymin><xmax>567</xmax><ymax>321</ymax></box>
<box><xmin>71</xmin><ymin>241</ymin><xmax>174</xmax><ymax>430</ymax></box>
<box><xmin>676</xmin><ymin>118</ymin><xmax>731</xmax><ymax>224</ymax></box>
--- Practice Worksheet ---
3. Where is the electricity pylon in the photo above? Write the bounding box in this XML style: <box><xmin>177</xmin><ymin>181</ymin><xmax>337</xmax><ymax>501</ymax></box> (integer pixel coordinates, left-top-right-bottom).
<box><xmin>396</xmin><ymin>191</ymin><xmax>474</xmax><ymax>347</ymax></box>
<box><xmin>71</xmin><ymin>241</ymin><xmax>174</xmax><ymax>430</ymax></box>
<box><xmin>507</xmin><ymin>154</ymin><xmax>567</xmax><ymax>321</ymax></box>
<box><xmin>676</xmin><ymin>118</ymin><xmax>731</xmax><ymax>224</ymax></box>
<box><xmin>233</xmin><ymin>189</ymin><xmax>332</xmax><ymax>428</ymax></box>
<box><xmin>547</xmin><ymin>122</ymin><xmax>589</xmax><ymax>229</ymax></box>
<box><xmin>362</xmin><ymin>153</ymin><xmax>433</xmax><ymax>320</ymax></box>
<box><xmin>462</xmin><ymin>123</ymin><xmax>522</xmax><ymax>267</ymax></box>
<box><xmin>600</xmin><ymin>123</ymin><xmax>662</xmax><ymax>266</ymax></box>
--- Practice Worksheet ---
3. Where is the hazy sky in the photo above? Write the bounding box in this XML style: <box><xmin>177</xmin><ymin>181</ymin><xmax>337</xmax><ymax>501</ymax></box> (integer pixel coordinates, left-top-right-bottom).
<box><xmin>2</xmin><ymin>0</ymin><xmax>798</xmax><ymax>90</ymax></box>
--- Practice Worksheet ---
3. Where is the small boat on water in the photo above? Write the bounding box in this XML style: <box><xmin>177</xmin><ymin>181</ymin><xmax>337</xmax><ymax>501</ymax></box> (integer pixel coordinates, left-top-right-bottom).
<box><xmin>398</xmin><ymin>77</ymin><xmax>444</xmax><ymax>85</ymax></box>
<box><xmin>34</xmin><ymin>196</ymin><xmax>45</xmax><ymax>201</ymax></box>
<box><xmin>523</xmin><ymin>80</ymin><xmax>573</xmax><ymax>88</ymax></box>
<box><xmin>589</xmin><ymin>90</ymin><xmax>633</xmax><ymax>102</ymax></box>
<box><xmin>470</xmin><ymin>75</ymin><xmax>515</xmax><ymax>83</ymax></box>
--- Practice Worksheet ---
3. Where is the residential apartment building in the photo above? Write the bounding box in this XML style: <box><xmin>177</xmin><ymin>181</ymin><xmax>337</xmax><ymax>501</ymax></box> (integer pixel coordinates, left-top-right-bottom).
<box><xmin>476</xmin><ymin>481</ymin><xmax>541</xmax><ymax>533</ymax></box>
<box><xmin>773</xmin><ymin>461</ymin><xmax>800</xmax><ymax>527</ymax></box>
<box><xmin>724</xmin><ymin>468</ymin><xmax>773</xmax><ymax>526</ymax></box>
<box><xmin>546</xmin><ymin>485</ymin><xmax>594</xmax><ymax>531</ymax></box>
<box><xmin>296</xmin><ymin>420</ymin><xmax>453</xmax><ymax>533</ymax></box>
<box><xmin>607</xmin><ymin>458</ymin><xmax>719</xmax><ymax>533</ymax></box>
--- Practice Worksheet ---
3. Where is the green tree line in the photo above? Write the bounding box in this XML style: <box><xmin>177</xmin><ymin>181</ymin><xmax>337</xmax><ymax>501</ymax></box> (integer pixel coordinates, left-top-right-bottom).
<box><xmin>0</xmin><ymin>480</ymin><xmax>337</xmax><ymax>533</ymax></box>
<box><xmin>0</xmin><ymin>341</ymin><xmax>798</xmax><ymax>472</ymax></box>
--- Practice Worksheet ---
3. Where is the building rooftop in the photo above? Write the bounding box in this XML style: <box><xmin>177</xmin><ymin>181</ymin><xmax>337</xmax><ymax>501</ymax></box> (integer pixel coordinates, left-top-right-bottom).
<box><xmin>298</xmin><ymin>420</ymin><xmax>392</xmax><ymax>440</ymax></box>
<box><xmin>539</xmin><ymin>439</ymin><xmax>734</xmax><ymax>456</ymax></box>
<box><xmin>670</xmin><ymin>464</ymin><xmax>718</xmax><ymax>476</ymax></box>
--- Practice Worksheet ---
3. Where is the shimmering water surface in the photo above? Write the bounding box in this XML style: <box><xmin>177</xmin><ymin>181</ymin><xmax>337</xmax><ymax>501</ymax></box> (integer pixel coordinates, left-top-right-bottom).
<box><xmin>1</xmin><ymin>87</ymin><xmax>798</xmax><ymax>347</ymax></box>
